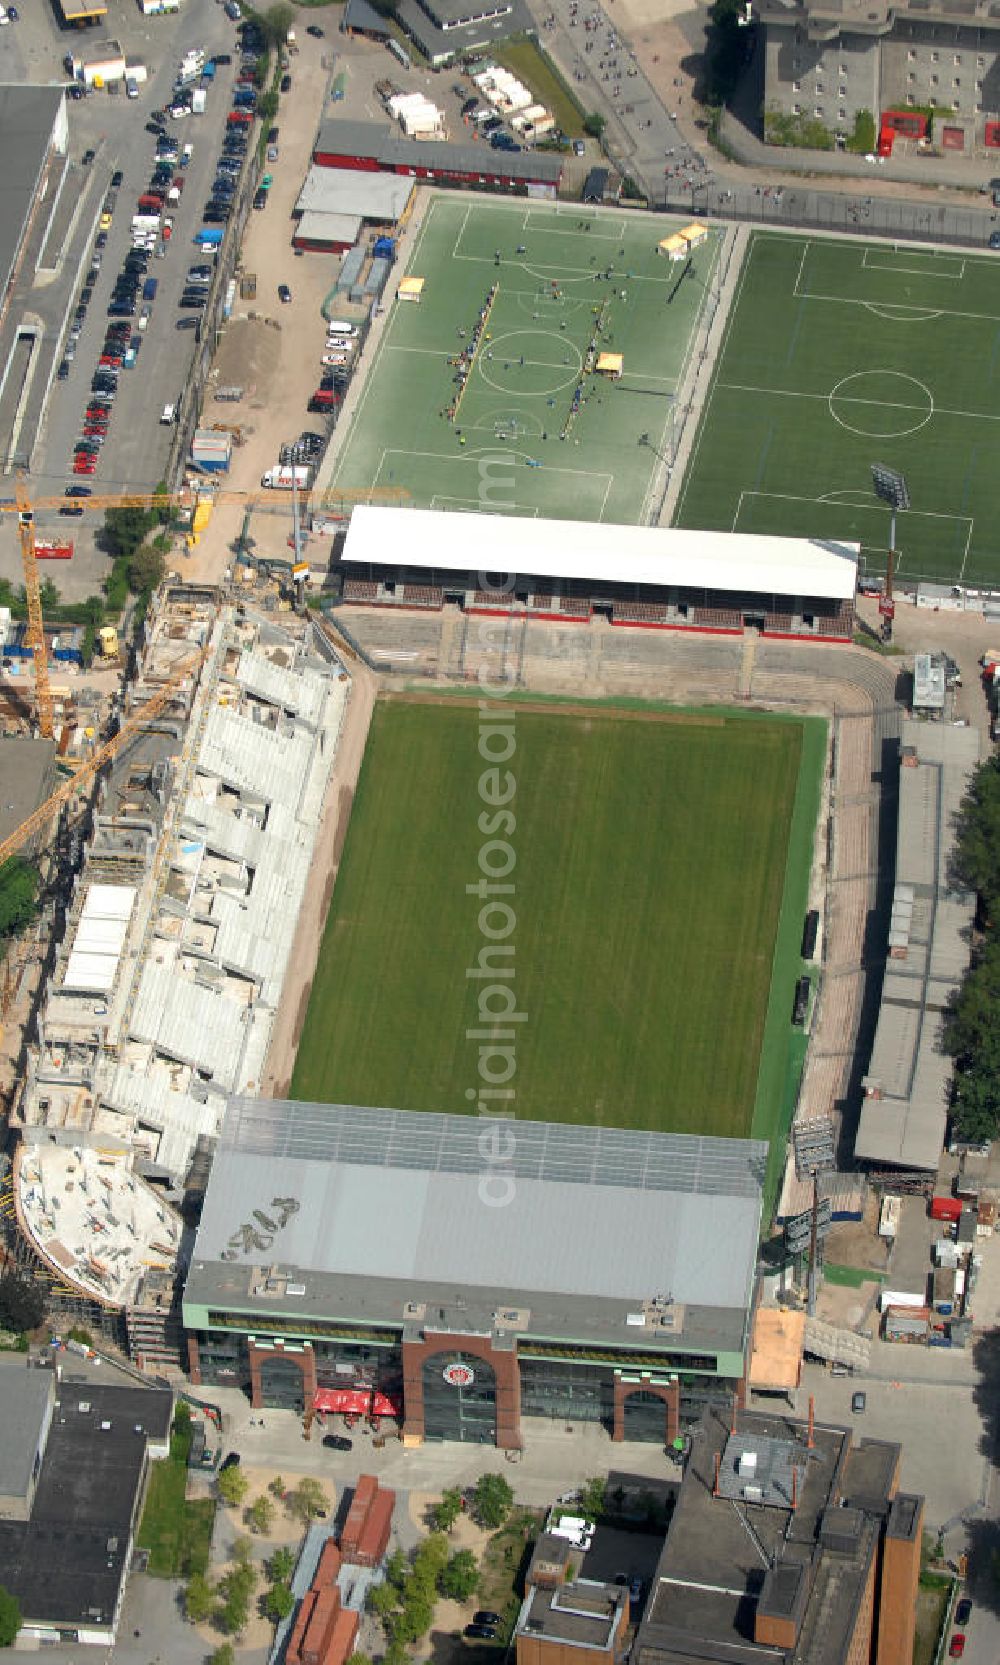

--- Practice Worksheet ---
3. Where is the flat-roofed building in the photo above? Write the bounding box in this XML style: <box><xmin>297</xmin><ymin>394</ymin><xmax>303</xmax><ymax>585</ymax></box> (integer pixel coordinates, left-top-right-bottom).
<box><xmin>634</xmin><ymin>1406</ymin><xmax>924</xmax><ymax>1665</ymax></box>
<box><xmin>183</xmin><ymin>1095</ymin><xmax>766</xmax><ymax>1449</ymax></box>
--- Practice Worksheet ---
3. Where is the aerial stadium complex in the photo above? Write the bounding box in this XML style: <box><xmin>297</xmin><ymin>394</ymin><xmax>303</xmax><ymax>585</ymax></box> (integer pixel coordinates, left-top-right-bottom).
<box><xmin>8</xmin><ymin>205</ymin><xmax>952</xmax><ymax>1455</ymax></box>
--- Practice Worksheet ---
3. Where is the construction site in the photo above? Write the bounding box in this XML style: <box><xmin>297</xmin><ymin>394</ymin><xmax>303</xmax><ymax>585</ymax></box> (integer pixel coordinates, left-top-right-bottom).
<box><xmin>0</xmin><ymin>497</ymin><xmax>359</xmax><ymax>1360</ymax></box>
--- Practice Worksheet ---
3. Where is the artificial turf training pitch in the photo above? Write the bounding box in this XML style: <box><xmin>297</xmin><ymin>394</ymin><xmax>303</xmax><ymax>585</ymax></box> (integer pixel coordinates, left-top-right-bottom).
<box><xmin>674</xmin><ymin>230</ymin><xmax>1000</xmax><ymax>587</ymax></box>
<box><xmin>292</xmin><ymin>699</ymin><xmax>824</xmax><ymax>1166</ymax></box>
<box><xmin>326</xmin><ymin>195</ymin><xmax>722</xmax><ymax>525</ymax></box>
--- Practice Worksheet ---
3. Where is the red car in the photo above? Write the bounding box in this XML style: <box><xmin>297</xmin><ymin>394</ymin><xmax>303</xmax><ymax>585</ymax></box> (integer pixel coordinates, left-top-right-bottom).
<box><xmin>83</xmin><ymin>426</ymin><xmax>108</xmax><ymax>439</ymax></box>
<box><xmin>99</xmin><ymin>355</ymin><xmax>122</xmax><ymax>369</ymax></box>
<box><xmin>949</xmin><ymin>1637</ymin><xmax>966</xmax><ymax>1659</ymax></box>
<box><xmin>172</xmin><ymin>174</ymin><xmax>184</xmax><ymax>193</ymax></box>
<box><xmin>72</xmin><ymin>457</ymin><xmax>96</xmax><ymax>475</ymax></box>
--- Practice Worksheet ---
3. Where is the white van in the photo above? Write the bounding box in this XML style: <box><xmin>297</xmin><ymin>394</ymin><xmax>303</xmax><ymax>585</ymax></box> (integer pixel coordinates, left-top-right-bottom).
<box><xmin>326</xmin><ymin>320</ymin><xmax>357</xmax><ymax>338</ymax></box>
<box><xmin>548</xmin><ymin>1514</ymin><xmax>596</xmax><ymax>1550</ymax></box>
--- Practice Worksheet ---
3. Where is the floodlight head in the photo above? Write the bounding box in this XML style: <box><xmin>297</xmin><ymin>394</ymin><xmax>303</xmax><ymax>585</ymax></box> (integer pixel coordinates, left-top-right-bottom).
<box><xmin>871</xmin><ymin>464</ymin><xmax>910</xmax><ymax>511</ymax></box>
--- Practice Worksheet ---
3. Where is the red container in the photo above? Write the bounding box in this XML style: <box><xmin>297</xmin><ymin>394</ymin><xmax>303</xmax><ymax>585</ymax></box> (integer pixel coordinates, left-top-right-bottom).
<box><xmin>314</xmin><ymin>1541</ymin><xmax>342</xmax><ymax>1589</ymax></box>
<box><xmin>353</xmin><ymin>1488</ymin><xmax>395</xmax><ymax>1568</ymax></box>
<box><xmin>301</xmin><ymin>1588</ymin><xmax>341</xmax><ymax>1665</ymax></box>
<box><xmin>930</xmin><ymin>1196</ymin><xmax>962</xmax><ymax>1222</ymax></box>
<box><xmin>286</xmin><ymin>1590</ymin><xmax>318</xmax><ymax>1665</ymax></box>
<box><xmin>318</xmin><ymin>1609</ymin><xmax>359</xmax><ymax>1665</ymax></box>
<box><xmin>339</xmin><ymin>1474</ymin><xmax>377</xmax><ymax>1555</ymax></box>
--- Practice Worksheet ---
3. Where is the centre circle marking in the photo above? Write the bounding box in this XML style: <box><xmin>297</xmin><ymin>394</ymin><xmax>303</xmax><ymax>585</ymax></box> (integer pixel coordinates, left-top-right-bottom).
<box><xmin>827</xmin><ymin>371</ymin><xmax>934</xmax><ymax>439</ymax></box>
<box><xmin>477</xmin><ymin>330</ymin><xmax>583</xmax><ymax>397</ymax></box>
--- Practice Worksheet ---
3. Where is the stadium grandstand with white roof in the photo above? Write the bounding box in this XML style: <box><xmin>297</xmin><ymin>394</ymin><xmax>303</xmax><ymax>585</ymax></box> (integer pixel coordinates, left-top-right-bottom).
<box><xmin>332</xmin><ymin>508</ymin><xmax>860</xmax><ymax>642</ymax></box>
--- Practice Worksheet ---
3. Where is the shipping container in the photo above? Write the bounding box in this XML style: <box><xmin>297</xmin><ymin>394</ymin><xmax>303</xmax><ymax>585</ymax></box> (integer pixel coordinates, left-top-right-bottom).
<box><xmin>35</xmin><ymin>539</ymin><xmax>74</xmax><ymax>560</ymax></box>
<box><xmin>286</xmin><ymin>1590</ymin><xmax>317</xmax><ymax>1665</ymax></box>
<box><xmin>930</xmin><ymin>1195</ymin><xmax>962</xmax><ymax>1222</ymax></box>
<box><xmin>301</xmin><ymin>1587</ymin><xmax>341</xmax><ymax>1665</ymax></box>
<box><xmin>340</xmin><ymin>1474</ymin><xmax>378</xmax><ymax>1555</ymax></box>
<box><xmin>314</xmin><ymin>1540</ymin><xmax>342</xmax><ymax>1588</ymax></box>
<box><xmin>353</xmin><ymin>1487</ymin><xmax>395</xmax><ymax>1567</ymax></box>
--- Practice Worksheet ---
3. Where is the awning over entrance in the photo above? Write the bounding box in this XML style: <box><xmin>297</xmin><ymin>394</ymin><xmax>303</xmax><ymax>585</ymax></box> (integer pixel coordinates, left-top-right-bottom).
<box><xmin>313</xmin><ymin>1387</ymin><xmax>403</xmax><ymax>1418</ymax></box>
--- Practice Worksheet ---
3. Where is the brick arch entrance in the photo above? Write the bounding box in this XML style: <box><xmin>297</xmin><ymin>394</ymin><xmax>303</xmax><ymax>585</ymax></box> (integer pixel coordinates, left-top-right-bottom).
<box><xmin>249</xmin><ymin>1341</ymin><xmax>317</xmax><ymax>1410</ymax></box>
<box><xmin>402</xmin><ymin>1334</ymin><xmax>522</xmax><ymax>1449</ymax></box>
<box><xmin>612</xmin><ymin>1378</ymin><xmax>679</xmax><ymax>1444</ymax></box>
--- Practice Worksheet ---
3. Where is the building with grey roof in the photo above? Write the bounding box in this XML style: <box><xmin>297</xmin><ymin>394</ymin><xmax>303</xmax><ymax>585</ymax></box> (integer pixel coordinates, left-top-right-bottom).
<box><xmin>855</xmin><ymin>719</ymin><xmax>981</xmax><ymax>1171</ymax></box>
<box><xmin>183</xmin><ymin>1096</ymin><xmax>766</xmax><ymax>1450</ymax></box>
<box><xmin>757</xmin><ymin>0</ymin><xmax>1000</xmax><ymax>156</ymax></box>
<box><xmin>0</xmin><ymin>1377</ymin><xmax>171</xmax><ymax>1645</ymax></box>
<box><xmin>314</xmin><ymin>119</ymin><xmax>563</xmax><ymax>189</ymax></box>
<box><xmin>0</xmin><ymin>737</ymin><xmax>58</xmax><ymax>855</ymax></box>
<box><xmin>632</xmin><ymin>1406</ymin><xmax>923</xmax><ymax>1665</ymax></box>
<box><xmin>0</xmin><ymin>87</ymin><xmax>67</xmax><ymax>317</ymax></box>
<box><xmin>0</xmin><ymin>1361</ymin><xmax>55</xmax><ymax>1521</ymax></box>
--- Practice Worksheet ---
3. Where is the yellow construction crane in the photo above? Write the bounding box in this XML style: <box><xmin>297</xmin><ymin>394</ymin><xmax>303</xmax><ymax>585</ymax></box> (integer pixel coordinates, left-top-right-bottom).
<box><xmin>15</xmin><ymin>478</ymin><xmax>53</xmax><ymax>741</ymax></box>
<box><xmin>5</xmin><ymin>481</ymin><xmax>408</xmax><ymax>742</ymax></box>
<box><xmin>0</xmin><ymin>646</ymin><xmax>209</xmax><ymax>872</ymax></box>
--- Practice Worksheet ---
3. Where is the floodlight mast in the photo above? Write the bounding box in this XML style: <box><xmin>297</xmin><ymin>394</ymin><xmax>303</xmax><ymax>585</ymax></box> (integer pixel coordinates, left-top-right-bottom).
<box><xmin>871</xmin><ymin>465</ymin><xmax>910</xmax><ymax>641</ymax></box>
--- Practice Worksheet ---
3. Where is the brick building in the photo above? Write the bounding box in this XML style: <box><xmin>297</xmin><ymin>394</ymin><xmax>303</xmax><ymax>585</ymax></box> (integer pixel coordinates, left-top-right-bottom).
<box><xmin>633</xmin><ymin>1406</ymin><xmax>923</xmax><ymax>1665</ymax></box>
<box><xmin>182</xmin><ymin>1096</ymin><xmax>766</xmax><ymax>1450</ymax></box>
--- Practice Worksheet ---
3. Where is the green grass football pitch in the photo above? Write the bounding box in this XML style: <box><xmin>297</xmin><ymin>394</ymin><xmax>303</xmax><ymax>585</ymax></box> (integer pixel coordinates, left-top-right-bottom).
<box><xmin>325</xmin><ymin>195</ymin><xmax>722</xmax><ymax>525</ymax></box>
<box><xmin>291</xmin><ymin>699</ymin><xmax>824</xmax><ymax>1169</ymax></box>
<box><xmin>673</xmin><ymin>231</ymin><xmax>1000</xmax><ymax>586</ymax></box>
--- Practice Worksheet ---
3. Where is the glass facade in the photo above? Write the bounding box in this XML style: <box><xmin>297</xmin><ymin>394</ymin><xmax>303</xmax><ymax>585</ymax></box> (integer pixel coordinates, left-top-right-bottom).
<box><xmin>422</xmin><ymin>1353</ymin><xmax>497</xmax><ymax>1444</ymax></box>
<box><xmin>259</xmin><ymin>1354</ymin><xmax>307</xmax><ymax>1411</ymax></box>
<box><xmin>623</xmin><ymin>1389</ymin><xmax>669</xmax><ymax>1443</ymax></box>
<box><xmin>519</xmin><ymin>1357</ymin><xmax>614</xmax><ymax>1427</ymax></box>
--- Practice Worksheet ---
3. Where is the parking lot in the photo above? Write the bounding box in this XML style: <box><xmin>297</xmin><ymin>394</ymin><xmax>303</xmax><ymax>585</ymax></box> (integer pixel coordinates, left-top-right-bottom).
<box><xmin>0</xmin><ymin>0</ymin><xmax>256</xmax><ymax>602</ymax></box>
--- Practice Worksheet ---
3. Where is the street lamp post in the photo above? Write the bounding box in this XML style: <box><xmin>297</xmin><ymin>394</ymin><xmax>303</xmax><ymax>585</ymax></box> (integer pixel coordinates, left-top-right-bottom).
<box><xmin>871</xmin><ymin>463</ymin><xmax>910</xmax><ymax>642</ymax></box>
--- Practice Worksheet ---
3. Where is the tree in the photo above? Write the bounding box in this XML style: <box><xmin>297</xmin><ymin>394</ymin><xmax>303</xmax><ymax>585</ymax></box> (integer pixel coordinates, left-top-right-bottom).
<box><xmin>384</xmin><ymin>1549</ymin><xmax>409</xmax><ymax>1594</ymax></box>
<box><xmin>346</xmin><ymin>1655</ymin><xmax>373</xmax><ymax>1665</ymax></box>
<box><xmin>582</xmin><ymin>111</ymin><xmax>605</xmax><ymax>138</ymax></box>
<box><xmin>218</xmin><ymin>1466</ymin><xmax>250</xmax><ymax>1508</ymax></box>
<box><xmin>369</xmin><ymin>1582</ymin><xmax>399</xmax><ymax>1622</ymax></box>
<box><xmin>954</xmin><ymin>753</ymin><xmax>1000</xmax><ymax>910</ymax></box>
<box><xmin>438</xmin><ymin>1549</ymin><xmax>478</xmax><ymax>1603</ymax></box>
<box><xmin>268</xmin><ymin>1475</ymin><xmax>286</xmax><ymax>1499</ymax></box>
<box><xmin>246</xmin><ymin>1495</ymin><xmax>274</xmax><ymax>1536</ymax></box>
<box><xmin>0</xmin><ymin>1274</ymin><xmax>44</xmax><ymax>1336</ymax></box>
<box><xmin>261</xmin><ymin>0</ymin><xmax>294</xmax><ymax>44</ymax></box>
<box><xmin>264</xmin><ymin>1581</ymin><xmax>295</xmax><ymax>1622</ymax></box>
<box><xmin>128</xmin><ymin>545</ymin><xmax>166</xmax><ymax>597</ymax></box>
<box><xmin>472</xmin><ymin>1473</ymin><xmax>513</xmax><ymax>1529</ymax></box>
<box><xmin>231</xmin><ymin>1535</ymin><xmax>254</xmax><ymax>1567</ymax></box>
<box><xmin>433</xmin><ymin>1487</ymin><xmax>464</xmax><ymax>1533</ymax></box>
<box><xmin>103</xmin><ymin>505</ymin><xmax>154</xmax><ymax>559</ymax></box>
<box><xmin>287</xmin><ymin>1477</ymin><xmax>327</xmax><ymax>1524</ymax></box>
<box><xmin>216</xmin><ymin>1589</ymin><xmax>250</xmax><ymax>1637</ymax></box>
<box><xmin>0</xmin><ymin>1587</ymin><xmax>21</xmax><ymax>1648</ymax></box>
<box><xmin>268</xmin><ymin>1547</ymin><xmax>295</xmax><ymax>1582</ymax></box>
<box><xmin>579</xmin><ymin>1476</ymin><xmax>606</xmax><ymax>1520</ymax></box>
<box><xmin>0</xmin><ymin>860</ymin><xmax>39</xmax><ymax>941</ymax></box>
<box><xmin>216</xmin><ymin>1560</ymin><xmax>256</xmax><ymax>1636</ymax></box>
<box><xmin>184</xmin><ymin>1572</ymin><xmax>216</xmax><ymax>1624</ymax></box>
<box><xmin>210</xmin><ymin>1647</ymin><xmax>235</xmax><ymax>1665</ymax></box>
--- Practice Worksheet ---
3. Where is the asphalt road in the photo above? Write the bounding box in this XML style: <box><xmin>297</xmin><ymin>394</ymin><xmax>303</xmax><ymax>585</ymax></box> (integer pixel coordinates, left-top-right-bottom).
<box><xmin>28</xmin><ymin>0</ymin><xmax>246</xmax><ymax>517</ymax></box>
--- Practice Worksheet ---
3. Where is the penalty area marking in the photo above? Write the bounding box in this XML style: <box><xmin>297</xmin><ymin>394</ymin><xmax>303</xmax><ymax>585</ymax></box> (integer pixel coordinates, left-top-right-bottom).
<box><xmin>862</xmin><ymin>247</ymin><xmax>966</xmax><ymax>281</ymax></box>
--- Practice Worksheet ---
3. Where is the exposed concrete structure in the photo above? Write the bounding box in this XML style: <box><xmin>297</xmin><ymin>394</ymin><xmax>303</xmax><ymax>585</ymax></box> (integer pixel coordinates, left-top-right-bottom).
<box><xmin>12</xmin><ymin>585</ymin><xmax>353</xmax><ymax>1355</ymax></box>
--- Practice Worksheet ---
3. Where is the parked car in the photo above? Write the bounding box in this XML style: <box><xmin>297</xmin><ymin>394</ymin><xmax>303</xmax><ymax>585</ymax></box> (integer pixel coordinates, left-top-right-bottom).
<box><xmin>851</xmin><ymin>1391</ymin><xmax>866</xmax><ymax>1414</ymax></box>
<box><xmin>280</xmin><ymin>73</ymin><xmax>291</xmax><ymax>91</ymax></box>
<box><xmin>253</xmin><ymin>189</ymin><xmax>267</xmax><ymax>210</ymax></box>
<box><xmin>306</xmin><ymin>22</ymin><xmax>323</xmax><ymax>34</ymax></box>
<box><xmin>278</xmin><ymin>283</ymin><xmax>291</xmax><ymax>303</ymax></box>
<box><xmin>176</xmin><ymin>316</ymin><xmax>200</xmax><ymax>330</ymax></box>
<box><xmin>473</xmin><ymin>1613</ymin><xmax>501</xmax><ymax>1628</ymax></box>
<box><xmin>465</xmin><ymin>1625</ymin><xmax>497</xmax><ymax>1641</ymax></box>
<box><xmin>56</xmin><ymin>359</ymin><xmax>70</xmax><ymax>380</ymax></box>
<box><xmin>949</xmin><ymin>1637</ymin><xmax>966</xmax><ymax>1659</ymax></box>
<box><xmin>955</xmin><ymin>1601</ymin><xmax>972</xmax><ymax>1627</ymax></box>
<box><xmin>322</xmin><ymin>1434</ymin><xmax>352</xmax><ymax>1451</ymax></box>
<box><xmin>82</xmin><ymin>147</ymin><xmax>95</xmax><ymax>164</ymax></box>
<box><xmin>219</xmin><ymin>1452</ymin><xmax>240</xmax><ymax>1472</ymax></box>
